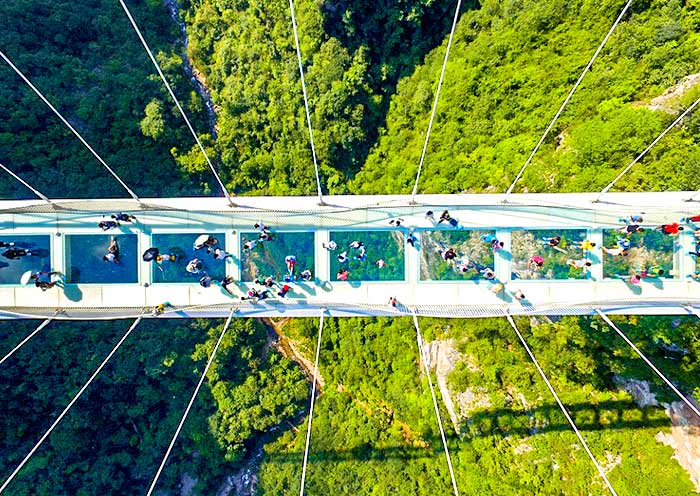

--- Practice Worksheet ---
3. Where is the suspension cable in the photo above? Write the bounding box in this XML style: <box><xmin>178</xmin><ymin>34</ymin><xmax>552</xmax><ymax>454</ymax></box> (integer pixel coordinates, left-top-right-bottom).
<box><xmin>0</xmin><ymin>50</ymin><xmax>140</xmax><ymax>202</ymax></box>
<box><xmin>146</xmin><ymin>309</ymin><xmax>234</xmax><ymax>496</ymax></box>
<box><xmin>0</xmin><ymin>318</ymin><xmax>53</xmax><ymax>366</ymax></box>
<box><xmin>595</xmin><ymin>309</ymin><xmax>700</xmax><ymax>419</ymax></box>
<box><xmin>412</xmin><ymin>312</ymin><xmax>459</xmax><ymax>496</ymax></box>
<box><xmin>288</xmin><ymin>0</ymin><xmax>323</xmax><ymax>204</ymax></box>
<box><xmin>505</xmin><ymin>0</ymin><xmax>633</xmax><ymax>199</ymax></box>
<box><xmin>0</xmin><ymin>162</ymin><xmax>52</xmax><ymax>204</ymax></box>
<box><xmin>299</xmin><ymin>314</ymin><xmax>324</xmax><ymax>496</ymax></box>
<box><xmin>596</xmin><ymin>95</ymin><xmax>700</xmax><ymax>202</ymax></box>
<box><xmin>411</xmin><ymin>0</ymin><xmax>462</xmax><ymax>203</ymax></box>
<box><xmin>506</xmin><ymin>314</ymin><xmax>617</xmax><ymax>495</ymax></box>
<box><xmin>117</xmin><ymin>0</ymin><xmax>236</xmax><ymax>208</ymax></box>
<box><xmin>0</xmin><ymin>317</ymin><xmax>142</xmax><ymax>494</ymax></box>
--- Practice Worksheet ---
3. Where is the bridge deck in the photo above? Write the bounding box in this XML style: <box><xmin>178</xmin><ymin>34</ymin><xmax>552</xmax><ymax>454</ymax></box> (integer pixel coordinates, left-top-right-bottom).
<box><xmin>1</xmin><ymin>192</ymin><xmax>699</xmax><ymax>319</ymax></box>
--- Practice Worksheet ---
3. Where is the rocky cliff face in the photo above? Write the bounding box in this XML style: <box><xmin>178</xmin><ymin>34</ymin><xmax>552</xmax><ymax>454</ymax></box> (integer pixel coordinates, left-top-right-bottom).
<box><xmin>655</xmin><ymin>401</ymin><xmax>700</xmax><ymax>492</ymax></box>
<box><xmin>616</xmin><ymin>376</ymin><xmax>700</xmax><ymax>492</ymax></box>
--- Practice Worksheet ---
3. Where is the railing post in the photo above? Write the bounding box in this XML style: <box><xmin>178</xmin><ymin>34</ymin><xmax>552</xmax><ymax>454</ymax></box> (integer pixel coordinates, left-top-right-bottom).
<box><xmin>588</xmin><ymin>227</ymin><xmax>604</xmax><ymax>282</ymax></box>
<box><xmin>138</xmin><ymin>230</ymin><xmax>152</xmax><ymax>287</ymax></box>
<box><xmin>677</xmin><ymin>227</ymin><xmax>696</xmax><ymax>279</ymax></box>
<box><xmin>315</xmin><ymin>230</ymin><xmax>330</xmax><ymax>282</ymax></box>
<box><xmin>226</xmin><ymin>230</ymin><xmax>241</xmax><ymax>281</ymax></box>
<box><xmin>495</xmin><ymin>229</ymin><xmax>512</xmax><ymax>282</ymax></box>
<box><xmin>51</xmin><ymin>232</ymin><xmax>66</xmax><ymax>281</ymax></box>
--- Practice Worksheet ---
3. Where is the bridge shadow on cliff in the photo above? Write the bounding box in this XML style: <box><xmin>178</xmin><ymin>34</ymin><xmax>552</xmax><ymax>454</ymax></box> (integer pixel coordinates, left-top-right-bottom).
<box><xmin>263</xmin><ymin>398</ymin><xmax>668</xmax><ymax>464</ymax></box>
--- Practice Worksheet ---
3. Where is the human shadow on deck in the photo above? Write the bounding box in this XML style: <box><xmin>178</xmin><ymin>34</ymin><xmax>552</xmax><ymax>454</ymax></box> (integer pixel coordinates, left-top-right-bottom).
<box><xmin>263</xmin><ymin>398</ymin><xmax>667</xmax><ymax>463</ymax></box>
<box><xmin>62</xmin><ymin>284</ymin><xmax>82</xmax><ymax>302</ymax></box>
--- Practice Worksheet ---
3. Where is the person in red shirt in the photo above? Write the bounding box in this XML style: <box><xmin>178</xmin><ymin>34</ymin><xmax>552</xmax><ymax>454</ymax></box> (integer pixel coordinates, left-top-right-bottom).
<box><xmin>656</xmin><ymin>223</ymin><xmax>684</xmax><ymax>236</ymax></box>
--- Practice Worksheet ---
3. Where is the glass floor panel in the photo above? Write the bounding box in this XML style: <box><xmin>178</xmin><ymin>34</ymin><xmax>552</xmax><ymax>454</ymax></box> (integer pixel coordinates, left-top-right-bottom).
<box><xmin>511</xmin><ymin>229</ymin><xmax>588</xmax><ymax>280</ymax></box>
<box><xmin>602</xmin><ymin>229</ymin><xmax>674</xmax><ymax>279</ymax></box>
<box><xmin>66</xmin><ymin>234</ymin><xmax>138</xmax><ymax>284</ymax></box>
<box><xmin>329</xmin><ymin>231</ymin><xmax>404</xmax><ymax>281</ymax></box>
<box><xmin>240</xmin><ymin>232</ymin><xmax>314</xmax><ymax>282</ymax></box>
<box><xmin>151</xmin><ymin>233</ymin><xmax>227</xmax><ymax>283</ymax></box>
<box><xmin>0</xmin><ymin>235</ymin><xmax>51</xmax><ymax>284</ymax></box>
<box><xmin>420</xmin><ymin>230</ymin><xmax>494</xmax><ymax>281</ymax></box>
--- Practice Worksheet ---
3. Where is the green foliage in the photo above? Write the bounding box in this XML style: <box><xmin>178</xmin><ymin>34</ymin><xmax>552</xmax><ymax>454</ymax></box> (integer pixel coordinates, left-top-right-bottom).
<box><xmin>3</xmin><ymin>1</ymin><xmax>700</xmax><ymax>494</ymax></box>
<box><xmin>258</xmin><ymin>316</ymin><xmax>700</xmax><ymax>495</ymax></box>
<box><xmin>140</xmin><ymin>99</ymin><xmax>166</xmax><ymax>139</ymax></box>
<box><xmin>351</xmin><ymin>0</ymin><xmax>700</xmax><ymax>196</ymax></box>
<box><xmin>0</xmin><ymin>0</ymin><xmax>212</xmax><ymax>199</ymax></box>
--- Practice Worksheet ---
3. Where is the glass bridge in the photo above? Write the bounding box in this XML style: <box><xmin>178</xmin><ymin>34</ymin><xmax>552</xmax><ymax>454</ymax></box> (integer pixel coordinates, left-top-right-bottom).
<box><xmin>1</xmin><ymin>191</ymin><xmax>699</xmax><ymax>319</ymax></box>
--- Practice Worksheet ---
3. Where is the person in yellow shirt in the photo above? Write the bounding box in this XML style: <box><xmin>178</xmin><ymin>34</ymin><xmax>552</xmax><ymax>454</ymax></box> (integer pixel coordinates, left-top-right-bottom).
<box><xmin>573</xmin><ymin>239</ymin><xmax>597</xmax><ymax>252</ymax></box>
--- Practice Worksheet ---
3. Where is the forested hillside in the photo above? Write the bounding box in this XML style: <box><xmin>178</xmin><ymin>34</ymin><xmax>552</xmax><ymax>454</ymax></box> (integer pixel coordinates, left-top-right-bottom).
<box><xmin>352</xmin><ymin>0</ymin><xmax>700</xmax><ymax>195</ymax></box>
<box><xmin>0</xmin><ymin>0</ymin><xmax>211</xmax><ymax>199</ymax></box>
<box><xmin>1</xmin><ymin>0</ymin><xmax>700</xmax><ymax>495</ymax></box>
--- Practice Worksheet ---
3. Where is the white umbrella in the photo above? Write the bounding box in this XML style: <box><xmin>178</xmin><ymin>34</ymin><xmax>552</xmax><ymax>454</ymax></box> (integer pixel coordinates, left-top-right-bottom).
<box><xmin>20</xmin><ymin>270</ymin><xmax>33</xmax><ymax>285</ymax></box>
<box><xmin>194</xmin><ymin>234</ymin><xmax>209</xmax><ymax>249</ymax></box>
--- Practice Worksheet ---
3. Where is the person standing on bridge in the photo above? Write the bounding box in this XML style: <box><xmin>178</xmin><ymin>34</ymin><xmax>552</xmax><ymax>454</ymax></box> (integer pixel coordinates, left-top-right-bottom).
<box><xmin>103</xmin><ymin>237</ymin><xmax>120</xmax><ymax>264</ymax></box>
<box><xmin>406</xmin><ymin>231</ymin><xmax>418</xmax><ymax>247</ymax></box>
<box><xmin>337</xmin><ymin>269</ymin><xmax>349</xmax><ymax>281</ymax></box>
<box><xmin>529</xmin><ymin>255</ymin><xmax>544</xmax><ymax>272</ymax></box>
<box><xmin>285</xmin><ymin>255</ymin><xmax>297</xmax><ymax>275</ymax></box>
<box><xmin>640</xmin><ymin>265</ymin><xmax>664</xmax><ymax>277</ymax></box>
<box><xmin>30</xmin><ymin>270</ymin><xmax>61</xmax><ymax>291</ymax></box>
<box><xmin>186</xmin><ymin>258</ymin><xmax>203</xmax><ymax>274</ymax></box>
<box><xmin>243</xmin><ymin>239</ymin><xmax>258</xmax><ymax>251</ymax></box>
<box><xmin>566</xmin><ymin>258</ymin><xmax>592</xmax><ymax>271</ymax></box>
<box><xmin>98</xmin><ymin>220</ymin><xmax>120</xmax><ymax>231</ymax></box>
<box><xmin>542</xmin><ymin>236</ymin><xmax>566</xmax><ymax>253</ymax></box>
<box><xmin>656</xmin><ymin>223</ymin><xmax>684</xmax><ymax>237</ymax></box>
<box><xmin>438</xmin><ymin>210</ymin><xmax>451</xmax><ymax>224</ymax></box>
<box><xmin>322</xmin><ymin>240</ymin><xmax>338</xmax><ymax>251</ymax></box>
<box><xmin>480</xmin><ymin>267</ymin><xmax>496</xmax><ymax>280</ymax></box>
<box><xmin>212</xmin><ymin>247</ymin><xmax>232</xmax><ymax>260</ymax></box>
<box><xmin>481</xmin><ymin>234</ymin><xmax>504</xmax><ymax>252</ymax></box>
<box><xmin>442</xmin><ymin>247</ymin><xmax>457</xmax><ymax>261</ymax></box>
<box><xmin>111</xmin><ymin>213</ymin><xmax>136</xmax><ymax>223</ymax></box>
<box><xmin>572</xmin><ymin>239</ymin><xmax>596</xmax><ymax>252</ymax></box>
<box><xmin>619</xmin><ymin>223</ymin><xmax>644</xmax><ymax>236</ymax></box>
<box><xmin>194</xmin><ymin>235</ymin><xmax>218</xmax><ymax>250</ymax></box>
<box><xmin>156</xmin><ymin>252</ymin><xmax>178</xmax><ymax>265</ymax></box>
<box><xmin>337</xmin><ymin>251</ymin><xmax>349</xmax><ymax>264</ymax></box>
<box><xmin>0</xmin><ymin>241</ymin><xmax>15</xmax><ymax>248</ymax></box>
<box><xmin>617</xmin><ymin>237</ymin><xmax>631</xmax><ymax>251</ymax></box>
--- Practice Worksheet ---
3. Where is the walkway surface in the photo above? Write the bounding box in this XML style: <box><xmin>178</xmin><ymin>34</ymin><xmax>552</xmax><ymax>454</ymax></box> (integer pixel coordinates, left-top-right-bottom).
<box><xmin>1</xmin><ymin>192</ymin><xmax>700</xmax><ymax>319</ymax></box>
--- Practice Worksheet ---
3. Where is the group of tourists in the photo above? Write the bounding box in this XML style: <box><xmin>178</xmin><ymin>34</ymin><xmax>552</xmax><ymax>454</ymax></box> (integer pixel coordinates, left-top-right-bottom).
<box><xmin>17</xmin><ymin>207</ymin><xmax>700</xmax><ymax>305</ymax></box>
<box><xmin>0</xmin><ymin>240</ymin><xmax>60</xmax><ymax>290</ymax></box>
